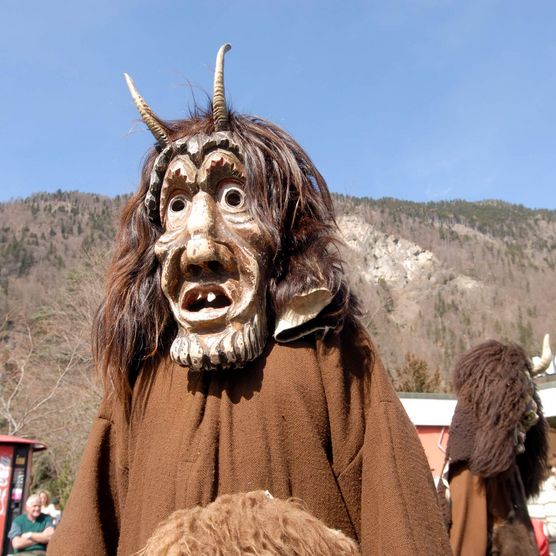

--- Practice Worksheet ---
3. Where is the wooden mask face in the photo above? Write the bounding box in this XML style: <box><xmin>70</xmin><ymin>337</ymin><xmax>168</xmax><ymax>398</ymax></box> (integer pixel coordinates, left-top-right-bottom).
<box><xmin>154</xmin><ymin>137</ymin><xmax>270</xmax><ymax>371</ymax></box>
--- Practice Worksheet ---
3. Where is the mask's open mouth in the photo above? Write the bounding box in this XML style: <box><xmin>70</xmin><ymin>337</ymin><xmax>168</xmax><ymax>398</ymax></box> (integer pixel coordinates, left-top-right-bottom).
<box><xmin>182</xmin><ymin>285</ymin><xmax>232</xmax><ymax>313</ymax></box>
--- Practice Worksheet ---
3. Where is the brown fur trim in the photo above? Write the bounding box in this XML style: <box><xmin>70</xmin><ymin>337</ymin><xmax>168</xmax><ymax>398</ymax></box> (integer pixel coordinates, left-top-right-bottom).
<box><xmin>491</xmin><ymin>515</ymin><xmax>539</xmax><ymax>556</ymax></box>
<box><xmin>93</xmin><ymin>108</ymin><xmax>360</xmax><ymax>399</ymax></box>
<box><xmin>517</xmin><ymin>390</ymin><xmax>549</xmax><ymax>498</ymax></box>
<box><xmin>136</xmin><ymin>490</ymin><xmax>361</xmax><ymax>556</ymax></box>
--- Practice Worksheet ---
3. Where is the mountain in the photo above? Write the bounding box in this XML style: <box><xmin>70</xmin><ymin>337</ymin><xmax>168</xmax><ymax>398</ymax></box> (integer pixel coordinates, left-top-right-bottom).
<box><xmin>334</xmin><ymin>195</ymin><xmax>556</xmax><ymax>377</ymax></box>
<box><xmin>2</xmin><ymin>191</ymin><xmax>555</xmax><ymax>378</ymax></box>
<box><xmin>0</xmin><ymin>191</ymin><xmax>125</xmax><ymax>312</ymax></box>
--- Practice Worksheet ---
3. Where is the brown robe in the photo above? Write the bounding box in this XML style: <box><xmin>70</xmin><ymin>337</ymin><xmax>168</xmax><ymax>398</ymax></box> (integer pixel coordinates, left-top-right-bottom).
<box><xmin>48</xmin><ymin>326</ymin><xmax>451</xmax><ymax>555</ymax></box>
<box><xmin>448</xmin><ymin>463</ymin><xmax>539</xmax><ymax>556</ymax></box>
<box><xmin>448</xmin><ymin>465</ymin><xmax>488</xmax><ymax>555</ymax></box>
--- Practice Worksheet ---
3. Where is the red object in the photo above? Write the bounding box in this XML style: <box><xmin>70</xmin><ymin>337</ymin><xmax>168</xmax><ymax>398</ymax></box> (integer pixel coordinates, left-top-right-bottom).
<box><xmin>0</xmin><ymin>444</ymin><xmax>15</xmax><ymax>543</ymax></box>
<box><xmin>0</xmin><ymin>436</ymin><xmax>47</xmax><ymax>554</ymax></box>
<box><xmin>531</xmin><ymin>518</ymin><xmax>549</xmax><ymax>556</ymax></box>
<box><xmin>0</xmin><ymin>436</ymin><xmax>46</xmax><ymax>451</ymax></box>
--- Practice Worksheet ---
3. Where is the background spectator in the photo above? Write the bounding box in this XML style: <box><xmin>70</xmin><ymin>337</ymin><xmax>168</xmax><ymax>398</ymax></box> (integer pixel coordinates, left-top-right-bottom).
<box><xmin>41</xmin><ymin>496</ymin><xmax>62</xmax><ymax>525</ymax></box>
<box><xmin>8</xmin><ymin>494</ymin><xmax>55</xmax><ymax>554</ymax></box>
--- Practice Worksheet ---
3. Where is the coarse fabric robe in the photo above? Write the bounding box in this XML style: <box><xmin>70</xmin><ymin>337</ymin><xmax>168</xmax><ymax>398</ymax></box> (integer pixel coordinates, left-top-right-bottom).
<box><xmin>48</xmin><ymin>325</ymin><xmax>451</xmax><ymax>555</ymax></box>
<box><xmin>447</xmin><ymin>463</ymin><xmax>539</xmax><ymax>556</ymax></box>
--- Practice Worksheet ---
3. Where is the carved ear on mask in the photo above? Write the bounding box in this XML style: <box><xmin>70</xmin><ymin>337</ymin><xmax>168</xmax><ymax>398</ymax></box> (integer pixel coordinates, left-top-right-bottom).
<box><xmin>274</xmin><ymin>287</ymin><xmax>333</xmax><ymax>343</ymax></box>
<box><xmin>272</xmin><ymin>250</ymin><xmax>339</xmax><ymax>343</ymax></box>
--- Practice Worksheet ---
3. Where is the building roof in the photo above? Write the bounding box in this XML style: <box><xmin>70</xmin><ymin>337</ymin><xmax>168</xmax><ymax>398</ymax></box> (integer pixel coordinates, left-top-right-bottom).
<box><xmin>399</xmin><ymin>378</ymin><xmax>556</xmax><ymax>426</ymax></box>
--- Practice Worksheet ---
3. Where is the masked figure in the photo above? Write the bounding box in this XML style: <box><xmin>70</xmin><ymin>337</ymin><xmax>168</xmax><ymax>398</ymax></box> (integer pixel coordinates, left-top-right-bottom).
<box><xmin>439</xmin><ymin>340</ymin><xmax>549</xmax><ymax>556</ymax></box>
<box><xmin>48</xmin><ymin>45</ymin><xmax>450</xmax><ymax>556</ymax></box>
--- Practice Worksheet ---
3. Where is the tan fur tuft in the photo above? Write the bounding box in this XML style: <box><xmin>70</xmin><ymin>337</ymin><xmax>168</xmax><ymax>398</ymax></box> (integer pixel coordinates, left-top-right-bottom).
<box><xmin>137</xmin><ymin>490</ymin><xmax>361</xmax><ymax>556</ymax></box>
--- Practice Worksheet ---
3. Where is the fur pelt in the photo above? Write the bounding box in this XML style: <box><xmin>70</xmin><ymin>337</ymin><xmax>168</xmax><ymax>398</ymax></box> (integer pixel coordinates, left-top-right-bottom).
<box><xmin>491</xmin><ymin>514</ymin><xmax>539</xmax><ymax>556</ymax></box>
<box><xmin>447</xmin><ymin>340</ymin><xmax>548</xmax><ymax>495</ymax></box>
<box><xmin>136</xmin><ymin>490</ymin><xmax>361</xmax><ymax>556</ymax></box>
<box><xmin>94</xmin><ymin>109</ymin><xmax>360</xmax><ymax>399</ymax></box>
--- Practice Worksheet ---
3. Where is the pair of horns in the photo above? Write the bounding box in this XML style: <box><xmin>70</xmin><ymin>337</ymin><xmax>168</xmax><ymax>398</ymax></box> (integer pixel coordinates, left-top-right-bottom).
<box><xmin>124</xmin><ymin>43</ymin><xmax>232</xmax><ymax>146</ymax></box>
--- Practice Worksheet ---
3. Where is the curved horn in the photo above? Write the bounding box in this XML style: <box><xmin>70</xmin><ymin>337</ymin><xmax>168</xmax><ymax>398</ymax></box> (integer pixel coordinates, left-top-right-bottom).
<box><xmin>124</xmin><ymin>73</ymin><xmax>171</xmax><ymax>147</ymax></box>
<box><xmin>533</xmin><ymin>333</ymin><xmax>553</xmax><ymax>374</ymax></box>
<box><xmin>213</xmin><ymin>43</ymin><xmax>232</xmax><ymax>131</ymax></box>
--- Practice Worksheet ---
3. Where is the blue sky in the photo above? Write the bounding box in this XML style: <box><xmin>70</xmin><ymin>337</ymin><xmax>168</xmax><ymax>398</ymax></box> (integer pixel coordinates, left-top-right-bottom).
<box><xmin>1</xmin><ymin>1</ymin><xmax>555</xmax><ymax>208</ymax></box>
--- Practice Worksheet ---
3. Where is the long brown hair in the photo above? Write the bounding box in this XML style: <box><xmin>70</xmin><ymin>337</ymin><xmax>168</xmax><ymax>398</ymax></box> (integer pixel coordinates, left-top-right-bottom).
<box><xmin>93</xmin><ymin>108</ymin><xmax>356</xmax><ymax>400</ymax></box>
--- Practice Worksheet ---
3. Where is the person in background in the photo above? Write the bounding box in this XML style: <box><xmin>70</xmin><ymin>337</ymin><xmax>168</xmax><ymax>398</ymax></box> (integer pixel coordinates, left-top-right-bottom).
<box><xmin>439</xmin><ymin>340</ymin><xmax>548</xmax><ymax>556</ymax></box>
<box><xmin>37</xmin><ymin>490</ymin><xmax>50</xmax><ymax>514</ymax></box>
<box><xmin>41</xmin><ymin>496</ymin><xmax>63</xmax><ymax>525</ymax></box>
<box><xmin>8</xmin><ymin>494</ymin><xmax>55</xmax><ymax>554</ymax></box>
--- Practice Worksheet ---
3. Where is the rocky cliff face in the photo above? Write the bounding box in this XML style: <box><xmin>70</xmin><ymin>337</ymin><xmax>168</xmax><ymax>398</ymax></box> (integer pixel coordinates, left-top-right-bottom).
<box><xmin>340</xmin><ymin>214</ymin><xmax>441</xmax><ymax>286</ymax></box>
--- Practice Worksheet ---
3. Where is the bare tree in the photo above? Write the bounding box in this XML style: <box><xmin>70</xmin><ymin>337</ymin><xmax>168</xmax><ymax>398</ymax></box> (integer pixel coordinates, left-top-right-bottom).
<box><xmin>0</xmin><ymin>313</ymin><xmax>82</xmax><ymax>437</ymax></box>
<box><xmin>0</xmin><ymin>247</ymin><xmax>108</xmax><ymax>500</ymax></box>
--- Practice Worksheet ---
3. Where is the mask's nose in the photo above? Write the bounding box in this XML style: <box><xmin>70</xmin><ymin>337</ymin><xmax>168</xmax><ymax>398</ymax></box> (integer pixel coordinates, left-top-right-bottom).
<box><xmin>181</xmin><ymin>192</ymin><xmax>228</xmax><ymax>278</ymax></box>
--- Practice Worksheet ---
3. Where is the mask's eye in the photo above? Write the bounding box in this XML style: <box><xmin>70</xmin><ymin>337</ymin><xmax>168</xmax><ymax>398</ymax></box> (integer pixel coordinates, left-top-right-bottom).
<box><xmin>219</xmin><ymin>182</ymin><xmax>246</xmax><ymax>212</ymax></box>
<box><xmin>169</xmin><ymin>195</ymin><xmax>187</xmax><ymax>213</ymax></box>
<box><xmin>164</xmin><ymin>193</ymin><xmax>189</xmax><ymax>229</ymax></box>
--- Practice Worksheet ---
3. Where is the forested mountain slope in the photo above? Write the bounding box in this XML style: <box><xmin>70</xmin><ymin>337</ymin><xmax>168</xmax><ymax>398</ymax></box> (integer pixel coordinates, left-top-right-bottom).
<box><xmin>334</xmin><ymin>195</ymin><xmax>556</xmax><ymax>376</ymax></box>
<box><xmin>2</xmin><ymin>191</ymin><xmax>554</xmax><ymax>375</ymax></box>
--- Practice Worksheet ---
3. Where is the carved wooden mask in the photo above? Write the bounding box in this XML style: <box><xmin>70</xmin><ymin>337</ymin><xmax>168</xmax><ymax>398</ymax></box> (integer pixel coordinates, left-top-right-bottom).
<box><xmin>154</xmin><ymin>135</ymin><xmax>270</xmax><ymax>371</ymax></box>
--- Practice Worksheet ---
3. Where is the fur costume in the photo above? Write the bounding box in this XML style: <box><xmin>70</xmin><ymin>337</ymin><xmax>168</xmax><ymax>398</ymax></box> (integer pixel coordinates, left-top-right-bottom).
<box><xmin>48</xmin><ymin>45</ymin><xmax>451</xmax><ymax>556</ymax></box>
<box><xmin>440</xmin><ymin>340</ymin><xmax>548</xmax><ymax>556</ymax></box>
<box><xmin>137</xmin><ymin>490</ymin><xmax>361</xmax><ymax>556</ymax></box>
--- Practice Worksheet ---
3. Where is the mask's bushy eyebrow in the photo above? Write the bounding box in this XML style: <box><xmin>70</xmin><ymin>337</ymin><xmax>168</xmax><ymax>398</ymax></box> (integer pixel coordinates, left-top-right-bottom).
<box><xmin>200</xmin><ymin>151</ymin><xmax>245</xmax><ymax>193</ymax></box>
